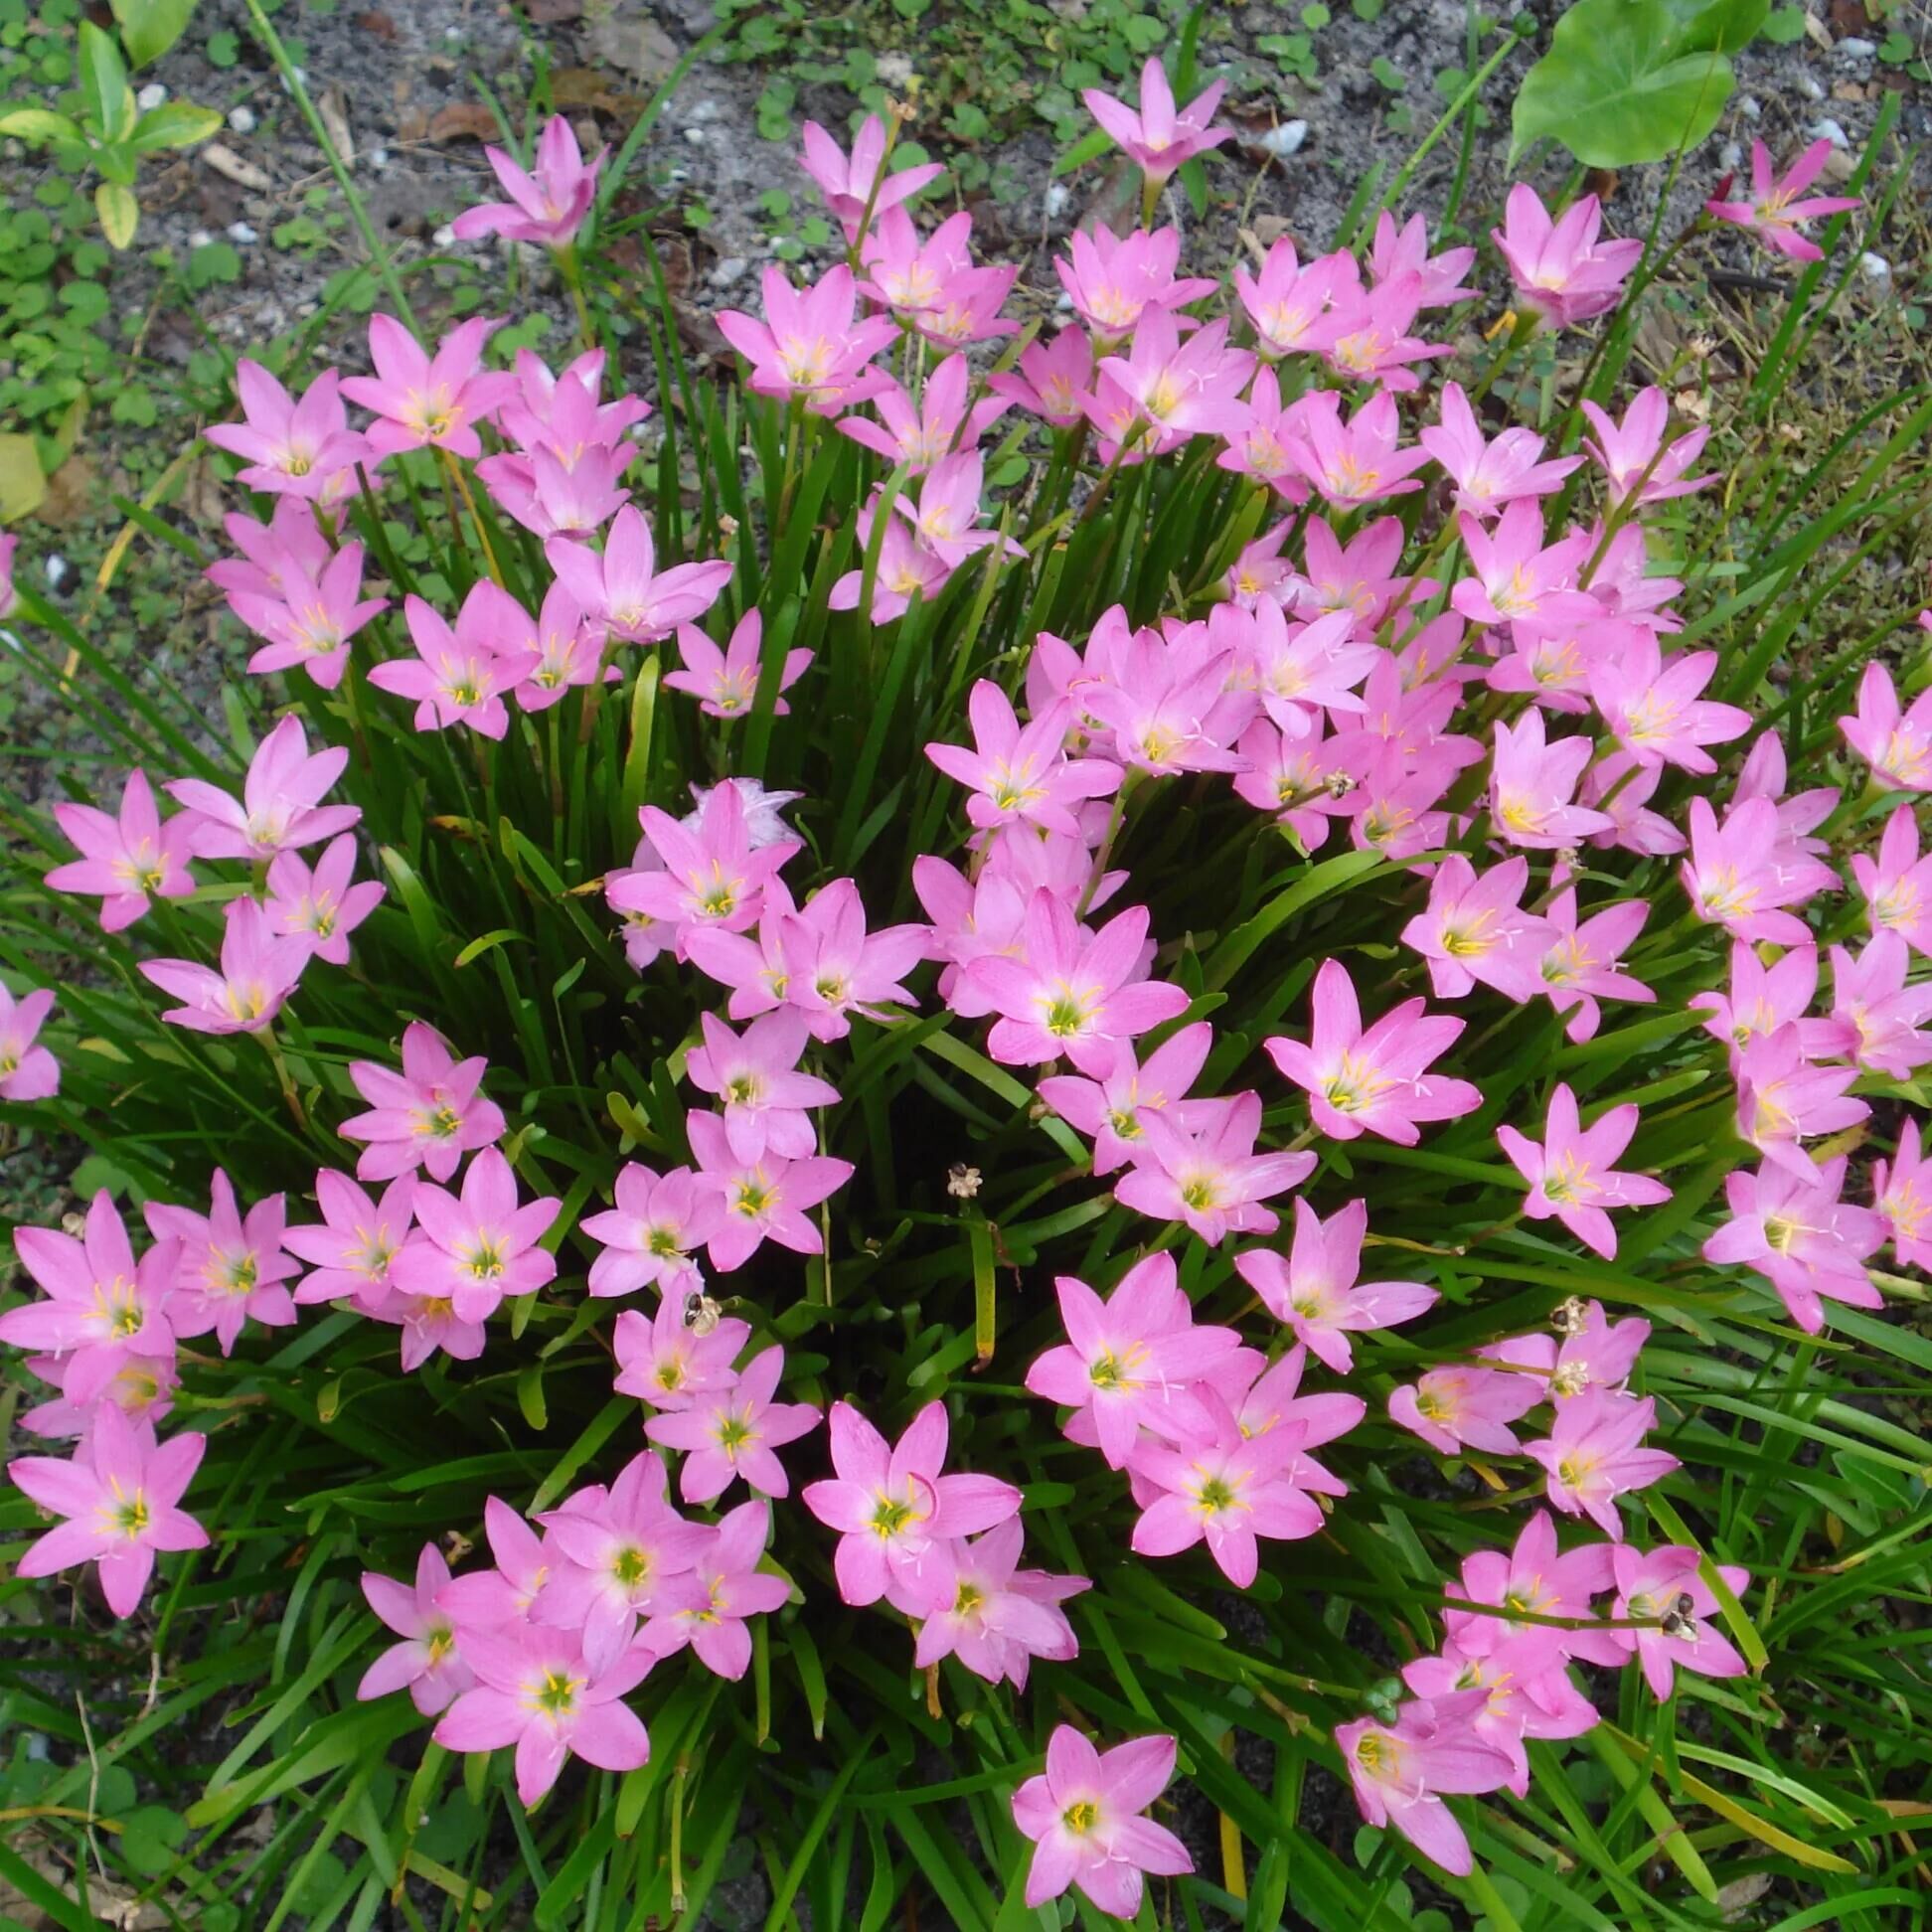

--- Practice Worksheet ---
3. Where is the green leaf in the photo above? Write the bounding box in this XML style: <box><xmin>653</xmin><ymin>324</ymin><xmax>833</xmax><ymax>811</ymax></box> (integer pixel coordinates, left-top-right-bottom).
<box><xmin>95</xmin><ymin>179</ymin><xmax>139</xmax><ymax>249</ymax></box>
<box><xmin>78</xmin><ymin>21</ymin><xmax>132</xmax><ymax>139</ymax></box>
<box><xmin>130</xmin><ymin>100</ymin><xmax>222</xmax><ymax>151</ymax></box>
<box><xmin>0</xmin><ymin>431</ymin><xmax>47</xmax><ymax>520</ymax></box>
<box><xmin>0</xmin><ymin>106</ymin><xmax>80</xmax><ymax>142</ymax></box>
<box><xmin>1511</xmin><ymin>0</ymin><xmax>1745</xmax><ymax>166</ymax></box>
<box><xmin>1760</xmin><ymin>3</ymin><xmax>1806</xmax><ymax>39</ymax></box>
<box><xmin>110</xmin><ymin>0</ymin><xmax>199</xmax><ymax>66</ymax></box>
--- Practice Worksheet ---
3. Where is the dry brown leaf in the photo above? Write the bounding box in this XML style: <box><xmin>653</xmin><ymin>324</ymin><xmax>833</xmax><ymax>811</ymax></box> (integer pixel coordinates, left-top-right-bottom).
<box><xmin>426</xmin><ymin>102</ymin><xmax>499</xmax><ymax>144</ymax></box>
<box><xmin>202</xmin><ymin>141</ymin><xmax>273</xmax><ymax>191</ymax></box>
<box><xmin>318</xmin><ymin>84</ymin><xmax>355</xmax><ymax>166</ymax></box>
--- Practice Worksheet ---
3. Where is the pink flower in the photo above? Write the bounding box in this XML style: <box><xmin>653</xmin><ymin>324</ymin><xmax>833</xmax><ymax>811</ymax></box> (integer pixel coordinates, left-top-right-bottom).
<box><xmin>46</xmin><ymin>768</ymin><xmax>197</xmax><ymax>933</ymax></box>
<box><xmin>801</xmin><ymin>1399</ymin><xmax>1021</xmax><ymax>1613</ymax></box>
<box><xmin>1703</xmin><ymin>1157</ymin><xmax>1884</xmax><ymax>1332</ymax></box>
<box><xmin>989</xmin><ymin>326</ymin><xmax>1094</xmax><ymax>428</ymax></box>
<box><xmin>1115</xmin><ymin>1091</ymin><xmax>1315</xmax><ymax>1246</ymax></box>
<box><xmin>1442</xmin><ymin>1509</ymin><xmax>1617</xmax><ymax>1674</ymax></box>
<box><xmin>1036</xmin><ymin>1023</ymin><xmax>1214</xmax><ymax>1177</ymax></box>
<box><xmin>1083</xmin><ymin>617</ymin><xmax>1253</xmax><ymax>774</ymax></box>
<box><xmin>0</xmin><ymin>1192</ymin><xmax>178</xmax><ymax>1408</ymax></box>
<box><xmin>770</xmin><ymin>876</ymin><xmax>926</xmax><ymax>1042</ymax></box>
<box><xmin>1706</xmin><ymin>139</ymin><xmax>1858</xmax><ymax>262</ymax></box>
<box><xmin>1281</xmin><ymin>388</ymin><xmax>1430</xmax><ymax>510</ymax></box>
<box><xmin>205</xmin><ymin>361</ymin><xmax>370</xmax><ymax>502</ymax></box>
<box><xmin>433</xmin><ymin>1622</ymin><xmax>651</xmax><ymax>1807</ymax></box>
<box><xmin>645</xmin><ymin>1344</ymin><xmax>819</xmax><ymax>1502</ymax></box>
<box><xmin>1681</xmin><ymin>797</ymin><xmax>1823</xmax><ymax>946</ymax></box>
<box><xmin>685</xmin><ymin>1010</ymin><xmax>840</xmax><ymax>1165</ymax></box>
<box><xmin>1841</xmin><ymin>660</ymin><xmax>1932</xmax><ymax>792</ymax></box>
<box><xmin>1491</xmin><ymin>184</ymin><xmax>1643</xmax><ymax>330</ymax></box>
<box><xmin>166</xmin><ymin>714</ymin><xmax>358</xmax><ymax>861</ymax></box>
<box><xmin>1399</xmin><ymin>1646</ymin><xmax>1598</xmax><ymax>1800</ymax></box>
<box><xmin>799</xmin><ymin>114</ymin><xmax>943</xmax><ymax>242</ymax></box>
<box><xmin>1054</xmin><ymin>224</ymin><xmax>1215</xmax><ymax>346</ymax></box>
<box><xmin>1580</xmin><ymin>388</ymin><xmax>1714</xmax><ymax>506</ymax></box>
<box><xmin>1852</xmin><ymin>804</ymin><xmax>1932</xmax><ymax>955</ymax></box>
<box><xmin>1418</xmin><ymin>381</ymin><xmax>1580</xmax><ymax>520</ymax></box>
<box><xmin>366</xmin><ymin>586</ymin><xmax>532</xmax><ymax>739</ymax></box>
<box><xmin>145</xmin><ymin>1170</ymin><xmax>299</xmax><ymax>1355</ymax></box>
<box><xmin>512</xmin><ymin>584</ymin><xmax>607</xmax><ymax>712</ymax></box>
<box><xmin>1266</xmin><ymin>957</ymin><xmax>1480</xmax><ymax>1145</ymax></box>
<box><xmin>341</xmin><ymin>1021</ymin><xmax>506</xmax><ymax>1183</ymax></box>
<box><xmin>611</xmin><ymin>1295</ymin><xmax>748</xmax><ymax>1409</ymax></box>
<box><xmin>1488</xmin><ymin>709</ymin><xmax>1612</xmax><ymax>850</ymax></box>
<box><xmin>687</xmin><ymin>1111</ymin><xmax>852</xmax><ymax>1272</ymax></box>
<box><xmin>580</xmin><ymin>1163</ymin><xmax>724</xmax><ymax>1302</ymax></box>
<box><xmin>1830</xmin><ymin>932</ymin><xmax>1932</xmax><ymax>1078</ymax></box>
<box><xmin>964</xmin><ymin>891</ymin><xmax>1189</xmax><ymax>1076</ymax></box>
<box><xmin>926</xmin><ymin>684</ymin><xmax>1121</xmax><ymax>837</ymax></box>
<box><xmin>1337</xmin><ymin>1691</ymin><xmax>1516</xmax><ymax>1875</ymax></box>
<box><xmin>638</xmin><ymin>1499</ymin><xmax>790</xmax><ymax>1680</ymax></box>
<box><xmin>1087</xmin><ymin>312</ymin><xmax>1253</xmax><ymax>459</ymax></box>
<box><xmin>617</xmin><ymin>776</ymin><xmax>801</xmax><ymax>960</ymax></box>
<box><xmin>449</xmin><ymin>114</ymin><xmax>605</xmax><ymax>249</ymax></box>
<box><xmin>1320</xmin><ymin>273</ymin><xmax>1450</xmax><ymax>393</ymax></box>
<box><xmin>910</xmin><ymin>1518</ymin><xmax>1087</xmax><ymax>1688</ymax></box>
<box><xmin>1012</xmin><ymin>1726</ymin><xmax>1192</xmax><ymax>1915</ymax></box>
<box><xmin>716</xmin><ymin>263</ymin><xmax>897</xmax><ymax>414</ymax></box>
<box><xmin>665</xmin><ymin>608</ymin><xmax>808</xmax><ymax>721</ymax></box>
<box><xmin>546</xmin><ymin>505</ymin><xmax>732</xmax><ymax>646</ymax></box>
<box><xmin>1368</xmin><ymin>211</ymin><xmax>1477</xmax><ymax>309</ymax></box>
<box><xmin>1389</xmin><ymin>1364</ymin><xmax>1542</xmax><ymax>1456</ymax></box>
<box><xmin>285</xmin><ymin>1170</ymin><xmax>417</xmax><ymax>1314</ymax></box>
<box><xmin>1025</xmin><ymin>1253</ymin><xmax>1241</xmax><ymax>1467</ymax></box>
<box><xmin>1234</xmin><ymin>1198</ymin><xmax>1436</xmax><ymax>1373</ymax></box>
<box><xmin>1451</xmin><ymin>500</ymin><xmax>1598</xmax><ymax>630</ymax></box>
<box><xmin>1588</xmin><ymin>627</ymin><xmax>1748</xmax><ymax>773</ymax></box>
<box><xmin>1497</xmin><ymin>1084</ymin><xmax>1671</xmax><ymax>1259</ymax></box>
<box><xmin>1873</xmin><ymin>1118</ymin><xmax>1932</xmax><ymax>1270</ymax></box>
<box><xmin>836</xmin><ymin>353</ymin><xmax>1008</xmax><ymax>471</ymax></box>
<box><xmin>232</xmin><ymin>543</ymin><xmax>388</xmax><ymax>691</ymax></box>
<box><xmin>436</xmin><ymin>1496</ymin><xmax>551</xmax><ymax>1630</ymax></box>
<box><xmin>9</xmin><ymin>1406</ymin><xmax>208</xmax><ymax>1618</ymax></box>
<box><xmin>1231</xmin><ymin>238</ymin><xmax>1353</xmax><ymax>361</ymax></box>
<box><xmin>1607</xmin><ymin>1544</ymin><xmax>1749</xmax><ymax>1698</ymax></box>
<box><xmin>826</xmin><ymin>494</ymin><xmax>958</xmax><ymax>623</ymax></box>
<box><xmin>390</xmin><ymin>1147</ymin><xmax>561</xmax><ymax>1322</ymax></box>
<box><xmin>477</xmin><ymin>421</ymin><xmax>634</xmax><ymax>545</ymax></box>
<box><xmin>341</xmin><ymin>314</ymin><xmax>515</xmax><ymax>459</ymax></box>
<box><xmin>1536</xmin><ymin>889</ymin><xmax>1654</xmax><ymax>1044</ymax></box>
<box><xmin>1401</xmin><ymin>854</ymin><xmax>1552</xmax><ymax>1002</ymax></box>
<box><xmin>139</xmin><ymin>896</ymin><xmax>309</xmax><ymax>1035</ymax></box>
<box><xmin>358</xmin><ymin>1543</ymin><xmax>473</xmax><ymax>1714</ymax></box>
<box><xmin>1692</xmin><ymin>940</ymin><xmax>1832</xmax><ymax>1078</ymax></box>
<box><xmin>265</xmin><ymin>834</ymin><xmax>384</xmax><ymax>965</ymax></box>
<box><xmin>1082</xmin><ymin>56</ymin><xmax>1231</xmax><ymax>185</ymax></box>
<box><xmin>0</xmin><ymin>984</ymin><xmax>59</xmax><ymax>1102</ymax></box>
<box><xmin>1733</xmin><ymin>1023</ymin><xmax>1868</xmax><ymax>1178</ymax></box>
<box><xmin>1525</xmin><ymin>1387</ymin><xmax>1679</xmax><ymax>1536</ymax></box>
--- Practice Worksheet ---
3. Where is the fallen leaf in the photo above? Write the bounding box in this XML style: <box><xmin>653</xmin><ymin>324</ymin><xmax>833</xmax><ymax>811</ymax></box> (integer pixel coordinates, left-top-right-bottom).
<box><xmin>355</xmin><ymin>9</ymin><xmax>398</xmax><ymax>39</ymax></box>
<box><xmin>318</xmin><ymin>83</ymin><xmax>354</xmax><ymax>165</ymax></box>
<box><xmin>550</xmin><ymin>66</ymin><xmax>640</xmax><ymax>115</ymax></box>
<box><xmin>1832</xmin><ymin>80</ymin><xmax>1867</xmax><ymax>99</ymax></box>
<box><xmin>426</xmin><ymin>102</ymin><xmax>499</xmax><ymax>143</ymax></box>
<box><xmin>201</xmin><ymin>141</ymin><xmax>273</xmax><ymax>190</ymax></box>
<box><xmin>39</xmin><ymin>453</ymin><xmax>99</xmax><ymax>526</ymax></box>
<box><xmin>586</xmin><ymin>5</ymin><xmax>681</xmax><ymax>83</ymax></box>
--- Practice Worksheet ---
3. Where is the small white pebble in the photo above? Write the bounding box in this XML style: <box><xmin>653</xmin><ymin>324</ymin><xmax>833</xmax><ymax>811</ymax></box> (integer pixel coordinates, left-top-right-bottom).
<box><xmin>188</xmin><ymin>227</ymin><xmax>214</xmax><ymax>248</ymax></box>
<box><xmin>443</xmin><ymin>23</ymin><xmax>462</xmax><ymax>38</ymax></box>
<box><xmin>228</xmin><ymin>104</ymin><xmax>256</xmax><ymax>134</ymax></box>
<box><xmin>136</xmin><ymin>81</ymin><xmax>167</xmax><ymax>110</ymax></box>
<box><xmin>1260</xmin><ymin>118</ymin><xmax>1309</xmax><ymax>157</ymax></box>
<box><xmin>688</xmin><ymin>98</ymin><xmax>722</xmax><ymax>123</ymax></box>
<box><xmin>1809</xmin><ymin>117</ymin><xmax>1851</xmax><ymax>148</ymax></box>
<box><xmin>1838</xmin><ymin>35</ymin><xmax>1875</xmax><ymax>56</ymax></box>
<box><xmin>227</xmin><ymin>221</ymin><xmax>257</xmax><ymax>243</ymax></box>
<box><xmin>1860</xmin><ymin>250</ymin><xmax>1891</xmax><ymax>286</ymax></box>
<box><xmin>1799</xmin><ymin>74</ymin><xmax>1826</xmax><ymax>99</ymax></box>
<box><xmin>370</xmin><ymin>146</ymin><xmax>390</xmax><ymax>168</ymax></box>
<box><xmin>44</xmin><ymin>556</ymin><xmax>70</xmax><ymax>591</ymax></box>
<box><xmin>1054</xmin><ymin>290</ymin><xmax>1074</xmax><ymax>312</ymax></box>
<box><xmin>1720</xmin><ymin>141</ymin><xmax>1742</xmax><ymax>170</ymax></box>
<box><xmin>1739</xmin><ymin>94</ymin><xmax>1761</xmax><ymax>119</ymax></box>
<box><xmin>1045</xmin><ymin>181</ymin><xmax>1070</xmax><ymax>219</ymax></box>
<box><xmin>684</xmin><ymin>126</ymin><xmax>706</xmax><ymax>144</ymax></box>
<box><xmin>432</xmin><ymin>224</ymin><xmax>457</xmax><ymax>247</ymax></box>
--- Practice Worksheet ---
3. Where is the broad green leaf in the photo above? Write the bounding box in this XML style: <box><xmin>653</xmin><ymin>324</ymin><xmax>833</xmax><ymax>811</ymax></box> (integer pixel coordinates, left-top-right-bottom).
<box><xmin>79</xmin><ymin>22</ymin><xmax>133</xmax><ymax>140</ymax></box>
<box><xmin>0</xmin><ymin>106</ymin><xmax>81</xmax><ymax>143</ymax></box>
<box><xmin>130</xmin><ymin>101</ymin><xmax>223</xmax><ymax>151</ymax></box>
<box><xmin>0</xmin><ymin>433</ymin><xmax>47</xmax><ymax>520</ymax></box>
<box><xmin>110</xmin><ymin>0</ymin><xmax>200</xmax><ymax>65</ymax></box>
<box><xmin>95</xmin><ymin>180</ymin><xmax>140</xmax><ymax>249</ymax></box>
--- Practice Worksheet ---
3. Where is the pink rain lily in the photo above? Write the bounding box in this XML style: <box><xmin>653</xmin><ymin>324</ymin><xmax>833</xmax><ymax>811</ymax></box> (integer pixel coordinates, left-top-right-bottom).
<box><xmin>618</xmin><ymin>774</ymin><xmax>801</xmax><ymax>960</ymax></box>
<box><xmin>1232</xmin><ymin>603</ymin><xmax>1377</xmax><ymax>739</ymax></box>
<box><xmin>580</xmin><ymin>1163</ymin><xmax>724</xmax><ymax>1302</ymax></box>
<box><xmin>1830</xmin><ymin>932</ymin><xmax>1932</xmax><ymax>1078</ymax></box>
<box><xmin>433</xmin><ymin>1623</ymin><xmax>651</xmax><ymax>1808</ymax></box>
<box><xmin>367</xmin><ymin>586</ymin><xmax>534</xmax><ymax>739</ymax></box>
<box><xmin>1025</xmin><ymin>1253</ymin><xmax>1242</xmax><ymax>1467</ymax></box>
<box><xmin>1399</xmin><ymin>1647</ymin><xmax>1599</xmax><ymax>1800</ymax></box>
<box><xmin>166</xmin><ymin>714</ymin><xmax>358</xmax><ymax>861</ymax></box>
<box><xmin>145</xmin><ymin>1170</ymin><xmax>299</xmax><ymax>1355</ymax></box>
<box><xmin>1280</xmin><ymin>388</ymin><xmax>1430</xmax><ymax>510</ymax></box>
<box><xmin>1082</xmin><ymin>617</ymin><xmax>1254</xmax><ymax>774</ymax></box>
<box><xmin>826</xmin><ymin>493</ymin><xmax>959</xmax><ymax>623</ymax></box>
<box><xmin>687</xmin><ymin>1111</ymin><xmax>852</xmax><ymax>1272</ymax></box>
<box><xmin>989</xmin><ymin>326</ymin><xmax>1095</xmax><ymax>428</ymax></box>
<box><xmin>1266</xmin><ymin>958</ymin><xmax>1481</xmax><ymax>1145</ymax></box>
<box><xmin>801</xmin><ymin>1399</ymin><xmax>1021</xmax><ymax>1614</ymax></box>
<box><xmin>512</xmin><ymin>584</ymin><xmax>610</xmax><ymax>713</ymax></box>
<box><xmin>1491</xmin><ymin>185</ymin><xmax>1643</xmax><ymax>330</ymax></box>
<box><xmin>340</xmin><ymin>314</ymin><xmax>515</xmax><ymax>459</ymax></box>
<box><xmin>1451</xmin><ymin>500</ymin><xmax>1598</xmax><ymax>630</ymax></box>
<box><xmin>1217</xmin><ymin>364</ymin><xmax>1307</xmax><ymax>495</ymax></box>
<box><xmin>837</xmin><ymin>353</ymin><xmax>1009</xmax><ymax>471</ymax></box>
<box><xmin>340</xmin><ymin>1021</ymin><xmax>506</xmax><ymax>1183</ymax></box>
<box><xmin>1484</xmin><ymin>1301</ymin><xmax>1652</xmax><ymax>1406</ymax></box>
<box><xmin>206</xmin><ymin>361</ymin><xmax>370</xmax><ymax>502</ymax></box>
<box><xmin>0</xmin><ymin>1193</ymin><xmax>178</xmax><ymax>1408</ymax></box>
<box><xmin>1037</xmin><ymin>1023</ymin><xmax>1215</xmax><ymax>1177</ymax></box>
<box><xmin>389</xmin><ymin>1148</ymin><xmax>561</xmax><ymax>1323</ymax></box>
<box><xmin>231</xmin><ymin>543</ymin><xmax>388</xmax><ymax>691</ymax></box>
<box><xmin>685</xmin><ymin>1010</ymin><xmax>840</xmax><ymax>1165</ymax></box>
<box><xmin>1054</xmin><ymin>224</ymin><xmax>1216</xmax><ymax>346</ymax></box>
<box><xmin>1536</xmin><ymin>889</ymin><xmax>1654</xmax><ymax>1044</ymax></box>
<box><xmin>1873</xmin><ymin>1118</ymin><xmax>1932</xmax><ymax>1270</ymax></box>
<box><xmin>895</xmin><ymin>450</ymin><xmax>1023</xmax><ymax>569</ymax></box>
<box><xmin>9</xmin><ymin>1406</ymin><xmax>208</xmax><ymax>1618</ymax></box>
<box><xmin>265</xmin><ymin>834</ymin><xmax>384</xmax><ymax>966</ymax></box>
<box><xmin>1691</xmin><ymin>942</ymin><xmax>1838</xmax><ymax>1075</ymax></box>
<box><xmin>1841</xmin><ymin>660</ymin><xmax>1932</xmax><ymax>792</ymax></box>
<box><xmin>547</xmin><ymin>505</ymin><xmax>732</xmax><ymax>647</ymax></box>
<box><xmin>1336</xmin><ymin>1690</ymin><xmax>1516</xmax><ymax>1876</ymax></box>
<box><xmin>436</xmin><ymin>1496</ymin><xmax>552</xmax><ymax>1630</ymax></box>
<box><xmin>1368</xmin><ymin>210</ymin><xmax>1478</xmax><ymax>308</ymax></box>
<box><xmin>770</xmin><ymin>877</ymin><xmax>926</xmax><ymax>1042</ymax></box>
<box><xmin>1442</xmin><ymin>1509</ymin><xmax>1617</xmax><ymax>1674</ymax></box>
<box><xmin>1588</xmin><ymin>629</ymin><xmax>1749</xmax><ymax>773</ymax></box>
<box><xmin>1390</xmin><ymin>1365</ymin><xmax>1542</xmax><ymax>1456</ymax></box>
<box><xmin>1497</xmin><ymin>1085</ymin><xmax>1671</xmax><ymax>1259</ymax></box>
<box><xmin>1703</xmin><ymin>1156</ymin><xmax>1884</xmax><ymax>1332</ymax></box>
<box><xmin>1852</xmin><ymin>804</ymin><xmax>1932</xmax><ymax>955</ymax></box>
<box><xmin>1681</xmin><ymin>797</ymin><xmax>1825</xmax><ymax>946</ymax></box>
<box><xmin>0</xmin><ymin>985</ymin><xmax>59</xmax><ymax>1102</ymax></box>
<box><xmin>716</xmin><ymin>263</ymin><xmax>897</xmax><ymax>414</ymax></box>
<box><xmin>286</xmin><ymin>1170</ymin><xmax>417</xmax><ymax>1315</ymax></box>
<box><xmin>1489</xmin><ymin>709</ymin><xmax>1612</xmax><ymax>850</ymax></box>
<box><xmin>477</xmin><ymin>425</ymin><xmax>635</xmax><ymax>546</ymax></box>
<box><xmin>1234</xmin><ymin>1198</ymin><xmax>1437</xmax><ymax>1373</ymax></box>
<box><xmin>665</xmin><ymin>609</ymin><xmax>810</xmax><ymax>721</ymax></box>
<box><xmin>1418</xmin><ymin>381</ymin><xmax>1580</xmax><ymax>520</ymax></box>
<box><xmin>1733</xmin><ymin>1023</ymin><xmax>1868</xmax><ymax>1179</ymax></box>
<box><xmin>1319</xmin><ymin>271</ymin><xmax>1449</xmax><ymax>393</ymax></box>
<box><xmin>799</xmin><ymin>114</ymin><xmax>943</xmax><ymax>242</ymax></box>
<box><xmin>358</xmin><ymin>1543</ymin><xmax>473</xmax><ymax>1715</ymax></box>
<box><xmin>1082</xmin><ymin>56</ymin><xmax>1231</xmax><ymax>185</ymax></box>
<box><xmin>450</xmin><ymin>114</ymin><xmax>605</xmax><ymax>249</ymax></box>
<box><xmin>1401</xmin><ymin>854</ymin><xmax>1553</xmax><ymax>1002</ymax></box>
<box><xmin>638</xmin><ymin>1500</ymin><xmax>791</xmax><ymax>1680</ymax></box>
<box><xmin>46</xmin><ymin>768</ymin><xmax>197</xmax><ymax>933</ymax></box>
<box><xmin>611</xmin><ymin>1296</ymin><xmax>749</xmax><ymax>1410</ymax></box>
<box><xmin>1706</xmin><ymin>139</ymin><xmax>1858</xmax><ymax>262</ymax></box>
<box><xmin>910</xmin><ymin>1518</ymin><xmax>1087</xmax><ymax>1688</ymax></box>
<box><xmin>1607</xmin><ymin>1544</ymin><xmax>1750</xmax><ymax>1699</ymax></box>
<box><xmin>1232</xmin><ymin>238</ymin><xmax>1354</xmax><ymax>362</ymax></box>
<box><xmin>856</xmin><ymin>205</ymin><xmax>971</xmax><ymax>320</ymax></box>
<box><xmin>926</xmin><ymin>685</ymin><xmax>1121</xmax><ymax>837</ymax></box>
<box><xmin>645</xmin><ymin>1344</ymin><xmax>819</xmax><ymax>1503</ymax></box>
<box><xmin>1012</xmin><ymin>1726</ymin><xmax>1192</xmax><ymax>1915</ymax></box>
<box><xmin>964</xmin><ymin>891</ymin><xmax>1189</xmax><ymax>1076</ymax></box>
<box><xmin>1525</xmin><ymin>1388</ymin><xmax>1679</xmax><ymax>1537</ymax></box>
<box><xmin>1580</xmin><ymin>388</ymin><xmax>1715</xmax><ymax>507</ymax></box>
<box><xmin>139</xmin><ymin>897</ymin><xmax>309</xmax><ymax>1036</ymax></box>
<box><xmin>1086</xmin><ymin>312</ymin><xmax>1253</xmax><ymax>460</ymax></box>
<box><xmin>1115</xmin><ymin>1091</ymin><xmax>1316</xmax><ymax>1246</ymax></box>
